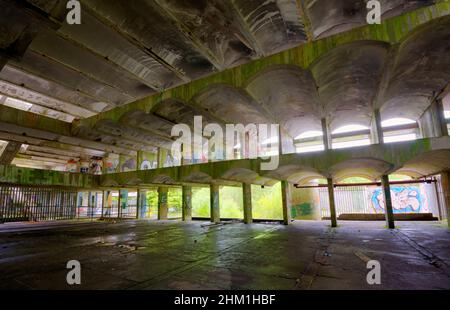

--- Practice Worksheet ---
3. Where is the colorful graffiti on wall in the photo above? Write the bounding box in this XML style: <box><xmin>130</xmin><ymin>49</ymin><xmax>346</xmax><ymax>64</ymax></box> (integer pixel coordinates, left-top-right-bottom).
<box><xmin>371</xmin><ymin>186</ymin><xmax>428</xmax><ymax>214</ymax></box>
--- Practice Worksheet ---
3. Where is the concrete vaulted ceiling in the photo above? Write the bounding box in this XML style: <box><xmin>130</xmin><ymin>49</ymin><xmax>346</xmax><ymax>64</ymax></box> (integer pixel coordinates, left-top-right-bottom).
<box><xmin>0</xmin><ymin>0</ymin><xmax>449</xmax><ymax>172</ymax></box>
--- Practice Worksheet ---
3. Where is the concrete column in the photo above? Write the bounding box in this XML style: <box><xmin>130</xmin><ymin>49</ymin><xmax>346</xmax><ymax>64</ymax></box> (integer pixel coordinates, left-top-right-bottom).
<box><xmin>435</xmin><ymin>99</ymin><xmax>448</xmax><ymax>137</ymax></box>
<box><xmin>138</xmin><ymin>189</ymin><xmax>147</xmax><ymax>219</ymax></box>
<box><xmin>321</xmin><ymin>118</ymin><xmax>332</xmax><ymax>150</ymax></box>
<box><xmin>182</xmin><ymin>185</ymin><xmax>192</xmax><ymax>221</ymax></box>
<box><xmin>157</xmin><ymin>148</ymin><xmax>162</xmax><ymax>168</ymax></box>
<box><xmin>117</xmin><ymin>190</ymin><xmax>122</xmax><ymax>218</ymax></box>
<box><xmin>372</xmin><ymin>109</ymin><xmax>384</xmax><ymax>144</ymax></box>
<box><xmin>136</xmin><ymin>189</ymin><xmax>141</xmax><ymax>219</ymax></box>
<box><xmin>210</xmin><ymin>184</ymin><xmax>220</xmax><ymax>223</ymax></box>
<box><xmin>87</xmin><ymin>192</ymin><xmax>93</xmax><ymax>218</ymax></box>
<box><xmin>278</xmin><ymin>128</ymin><xmax>283</xmax><ymax>156</ymax></box>
<box><xmin>101</xmin><ymin>191</ymin><xmax>106</xmax><ymax>218</ymax></box>
<box><xmin>157</xmin><ymin>187</ymin><xmax>168</xmax><ymax>220</ymax></box>
<box><xmin>281</xmin><ymin>180</ymin><xmax>291</xmax><ymax>225</ymax></box>
<box><xmin>120</xmin><ymin>189</ymin><xmax>129</xmax><ymax>218</ymax></box>
<box><xmin>381</xmin><ymin>175</ymin><xmax>395</xmax><ymax>229</ymax></box>
<box><xmin>440</xmin><ymin>171</ymin><xmax>450</xmax><ymax>227</ymax></box>
<box><xmin>327</xmin><ymin>178</ymin><xmax>337</xmax><ymax>227</ymax></box>
<box><xmin>243</xmin><ymin>183</ymin><xmax>253</xmax><ymax>224</ymax></box>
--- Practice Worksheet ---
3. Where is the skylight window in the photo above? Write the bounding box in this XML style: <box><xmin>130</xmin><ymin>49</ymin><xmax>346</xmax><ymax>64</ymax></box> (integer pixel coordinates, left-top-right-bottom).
<box><xmin>332</xmin><ymin>125</ymin><xmax>368</xmax><ymax>134</ymax></box>
<box><xmin>332</xmin><ymin>139</ymin><xmax>371</xmax><ymax>149</ymax></box>
<box><xmin>295</xmin><ymin>131</ymin><xmax>323</xmax><ymax>139</ymax></box>
<box><xmin>384</xmin><ymin>133</ymin><xmax>417</xmax><ymax>143</ymax></box>
<box><xmin>382</xmin><ymin>118</ymin><xmax>416</xmax><ymax>128</ymax></box>
<box><xmin>4</xmin><ymin>97</ymin><xmax>33</xmax><ymax>111</ymax></box>
<box><xmin>296</xmin><ymin>144</ymin><xmax>325</xmax><ymax>153</ymax></box>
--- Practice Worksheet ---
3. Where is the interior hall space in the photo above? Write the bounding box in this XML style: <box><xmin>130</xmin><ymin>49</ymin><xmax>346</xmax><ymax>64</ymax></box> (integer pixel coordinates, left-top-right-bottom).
<box><xmin>0</xmin><ymin>0</ymin><xmax>449</xmax><ymax>290</ymax></box>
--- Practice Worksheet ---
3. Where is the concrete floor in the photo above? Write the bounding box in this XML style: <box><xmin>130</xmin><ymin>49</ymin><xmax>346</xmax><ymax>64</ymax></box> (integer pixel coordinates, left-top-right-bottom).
<box><xmin>0</xmin><ymin>219</ymin><xmax>449</xmax><ymax>290</ymax></box>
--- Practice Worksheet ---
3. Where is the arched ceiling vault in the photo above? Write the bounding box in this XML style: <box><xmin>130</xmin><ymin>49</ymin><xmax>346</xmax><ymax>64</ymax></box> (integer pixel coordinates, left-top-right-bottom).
<box><xmin>382</xmin><ymin>15</ymin><xmax>450</xmax><ymax>121</ymax></box>
<box><xmin>328</xmin><ymin>158</ymin><xmax>394</xmax><ymax>182</ymax></box>
<box><xmin>246</xmin><ymin>65</ymin><xmax>322</xmax><ymax>137</ymax></box>
<box><xmin>310</xmin><ymin>41</ymin><xmax>390</xmax><ymax>132</ymax></box>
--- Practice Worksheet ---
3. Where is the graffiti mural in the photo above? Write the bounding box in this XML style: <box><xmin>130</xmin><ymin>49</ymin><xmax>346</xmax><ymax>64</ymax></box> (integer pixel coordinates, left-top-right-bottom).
<box><xmin>371</xmin><ymin>186</ymin><xmax>428</xmax><ymax>214</ymax></box>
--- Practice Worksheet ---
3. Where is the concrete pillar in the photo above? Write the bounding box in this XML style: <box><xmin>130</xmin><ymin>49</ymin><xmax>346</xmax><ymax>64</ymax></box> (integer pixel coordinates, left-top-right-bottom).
<box><xmin>136</xmin><ymin>189</ymin><xmax>141</xmax><ymax>219</ymax></box>
<box><xmin>157</xmin><ymin>187</ymin><xmax>168</xmax><ymax>220</ymax></box>
<box><xmin>210</xmin><ymin>184</ymin><xmax>220</xmax><ymax>223</ymax></box>
<box><xmin>321</xmin><ymin>118</ymin><xmax>332</xmax><ymax>150</ymax></box>
<box><xmin>435</xmin><ymin>99</ymin><xmax>448</xmax><ymax>137</ymax></box>
<box><xmin>137</xmin><ymin>189</ymin><xmax>147</xmax><ymax>219</ymax></box>
<box><xmin>327</xmin><ymin>178</ymin><xmax>337</xmax><ymax>227</ymax></box>
<box><xmin>117</xmin><ymin>190</ymin><xmax>122</xmax><ymax>218</ymax></box>
<box><xmin>281</xmin><ymin>180</ymin><xmax>291</xmax><ymax>225</ymax></box>
<box><xmin>182</xmin><ymin>185</ymin><xmax>192</xmax><ymax>221</ymax></box>
<box><xmin>101</xmin><ymin>191</ymin><xmax>106</xmax><ymax>218</ymax></box>
<box><xmin>278</xmin><ymin>128</ymin><xmax>283</xmax><ymax>156</ymax></box>
<box><xmin>157</xmin><ymin>148</ymin><xmax>162</xmax><ymax>168</ymax></box>
<box><xmin>440</xmin><ymin>171</ymin><xmax>450</xmax><ymax>227</ymax></box>
<box><xmin>118</xmin><ymin>189</ymin><xmax>128</xmax><ymax>218</ymax></box>
<box><xmin>381</xmin><ymin>175</ymin><xmax>395</xmax><ymax>229</ymax></box>
<box><xmin>243</xmin><ymin>183</ymin><xmax>253</xmax><ymax>224</ymax></box>
<box><xmin>372</xmin><ymin>109</ymin><xmax>384</xmax><ymax>144</ymax></box>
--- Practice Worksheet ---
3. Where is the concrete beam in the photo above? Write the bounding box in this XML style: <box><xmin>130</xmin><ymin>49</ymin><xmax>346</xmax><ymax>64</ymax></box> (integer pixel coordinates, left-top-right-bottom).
<box><xmin>210</xmin><ymin>184</ymin><xmax>220</xmax><ymax>224</ymax></box>
<box><xmin>243</xmin><ymin>183</ymin><xmax>252</xmax><ymax>224</ymax></box>
<box><xmin>0</xmin><ymin>141</ymin><xmax>21</xmax><ymax>165</ymax></box>
<box><xmin>419</xmin><ymin>99</ymin><xmax>449</xmax><ymax>138</ymax></box>
<box><xmin>327</xmin><ymin>178</ymin><xmax>337</xmax><ymax>227</ymax></box>
<box><xmin>182</xmin><ymin>185</ymin><xmax>192</xmax><ymax>221</ymax></box>
<box><xmin>381</xmin><ymin>175</ymin><xmax>395</xmax><ymax>229</ymax></box>
<box><xmin>0</xmin><ymin>164</ymin><xmax>96</xmax><ymax>188</ymax></box>
<box><xmin>98</xmin><ymin>137</ymin><xmax>450</xmax><ymax>188</ymax></box>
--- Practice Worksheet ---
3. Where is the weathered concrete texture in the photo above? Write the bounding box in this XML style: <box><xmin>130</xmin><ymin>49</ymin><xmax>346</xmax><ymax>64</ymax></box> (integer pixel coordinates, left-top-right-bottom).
<box><xmin>441</xmin><ymin>171</ymin><xmax>450</xmax><ymax>227</ymax></box>
<box><xmin>0</xmin><ymin>164</ymin><xmax>95</xmax><ymax>188</ymax></box>
<box><xmin>97</xmin><ymin>137</ymin><xmax>450</xmax><ymax>188</ymax></box>
<box><xmin>383</xmin><ymin>15</ymin><xmax>450</xmax><ymax>121</ymax></box>
<box><xmin>0</xmin><ymin>220</ymin><xmax>448</xmax><ymax>290</ymax></box>
<box><xmin>304</xmin><ymin>0</ymin><xmax>438</xmax><ymax>39</ymax></box>
<box><xmin>0</xmin><ymin>141</ymin><xmax>21</xmax><ymax>165</ymax></box>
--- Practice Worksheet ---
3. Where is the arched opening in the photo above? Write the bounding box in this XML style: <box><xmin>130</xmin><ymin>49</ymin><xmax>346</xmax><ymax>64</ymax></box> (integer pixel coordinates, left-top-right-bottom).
<box><xmin>382</xmin><ymin>118</ymin><xmax>419</xmax><ymax>143</ymax></box>
<box><xmin>340</xmin><ymin>177</ymin><xmax>373</xmax><ymax>184</ymax></box>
